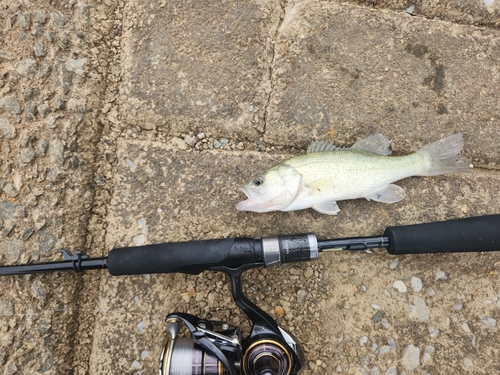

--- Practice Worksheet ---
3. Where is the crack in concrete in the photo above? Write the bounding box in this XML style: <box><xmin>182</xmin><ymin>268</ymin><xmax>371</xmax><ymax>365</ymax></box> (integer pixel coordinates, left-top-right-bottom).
<box><xmin>262</xmin><ymin>0</ymin><xmax>288</xmax><ymax>136</ymax></box>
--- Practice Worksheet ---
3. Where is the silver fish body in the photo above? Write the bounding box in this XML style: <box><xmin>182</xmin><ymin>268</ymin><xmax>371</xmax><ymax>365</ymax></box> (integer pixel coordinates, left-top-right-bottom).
<box><xmin>236</xmin><ymin>133</ymin><xmax>470</xmax><ymax>215</ymax></box>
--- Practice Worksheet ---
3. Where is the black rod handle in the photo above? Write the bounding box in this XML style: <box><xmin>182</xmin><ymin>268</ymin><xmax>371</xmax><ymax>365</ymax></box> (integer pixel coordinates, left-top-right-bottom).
<box><xmin>384</xmin><ymin>215</ymin><xmax>500</xmax><ymax>255</ymax></box>
<box><xmin>106</xmin><ymin>238</ymin><xmax>262</xmax><ymax>276</ymax></box>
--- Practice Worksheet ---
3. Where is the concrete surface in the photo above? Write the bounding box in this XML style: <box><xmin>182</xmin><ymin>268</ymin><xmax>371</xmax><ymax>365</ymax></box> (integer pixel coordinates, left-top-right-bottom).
<box><xmin>0</xmin><ymin>0</ymin><xmax>499</xmax><ymax>374</ymax></box>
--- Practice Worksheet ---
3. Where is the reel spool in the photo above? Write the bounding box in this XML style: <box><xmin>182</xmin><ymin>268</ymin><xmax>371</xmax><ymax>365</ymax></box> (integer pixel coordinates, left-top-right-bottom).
<box><xmin>159</xmin><ymin>314</ymin><xmax>298</xmax><ymax>375</ymax></box>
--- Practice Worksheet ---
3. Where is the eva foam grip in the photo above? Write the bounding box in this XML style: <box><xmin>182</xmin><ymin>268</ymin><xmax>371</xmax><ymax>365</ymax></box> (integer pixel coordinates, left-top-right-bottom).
<box><xmin>107</xmin><ymin>238</ymin><xmax>237</xmax><ymax>275</ymax></box>
<box><xmin>384</xmin><ymin>215</ymin><xmax>500</xmax><ymax>255</ymax></box>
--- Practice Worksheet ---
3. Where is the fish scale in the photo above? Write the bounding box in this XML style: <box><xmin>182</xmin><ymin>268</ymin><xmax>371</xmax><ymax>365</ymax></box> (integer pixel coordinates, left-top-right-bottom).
<box><xmin>283</xmin><ymin>151</ymin><xmax>424</xmax><ymax>200</ymax></box>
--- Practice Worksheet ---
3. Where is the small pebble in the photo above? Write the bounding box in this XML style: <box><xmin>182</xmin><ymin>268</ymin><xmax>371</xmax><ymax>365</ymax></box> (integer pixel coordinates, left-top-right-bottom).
<box><xmin>393</xmin><ymin>280</ymin><xmax>407</xmax><ymax>293</ymax></box>
<box><xmin>463</xmin><ymin>357</ymin><xmax>473</xmax><ymax>369</ymax></box>
<box><xmin>380</xmin><ymin>320</ymin><xmax>391</xmax><ymax>329</ymax></box>
<box><xmin>274</xmin><ymin>305</ymin><xmax>285</xmax><ymax>316</ymax></box>
<box><xmin>0</xmin><ymin>117</ymin><xmax>17</xmax><ymax>139</ymax></box>
<box><xmin>372</xmin><ymin>310</ymin><xmax>384</xmax><ymax>322</ymax></box>
<box><xmin>402</xmin><ymin>344</ymin><xmax>420</xmax><ymax>371</ymax></box>
<box><xmin>384</xmin><ymin>367</ymin><xmax>397</xmax><ymax>375</ymax></box>
<box><xmin>429</xmin><ymin>329</ymin><xmax>440</xmax><ymax>338</ymax></box>
<box><xmin>304</xmin><ymin>266</ymin><xmax>313</xmax><ymax>278</ymax></box>
<box><xmin>454</xmin><ymin>303</ymin><xmax>463</xmax><ymax>311</ymax></box>
<box><xmin>141</xmin><ymin>350</ymin><xmax>148</xmax><ymax>358</ymax></box>
<box><xmin>427</xmin><ymin>287</ymin><xmax>435</xmax><ymax>296</ymax></box>
<box><xmin>409</xmin><ymin>297</ymin><xmax>430</xmax><ymax>321</ymax></box>
<box><xmin>66</xmin><ymin>59</ymin><xmax>85</xmax><ymax>75</ymax></box>
<box><xmin>132</xmin><ymin>234</ymin><xmax>146</xmax><ymax>246</ymax></box>
<box><xmin>360</xmin><ymin>336</ymin><xmax>368</xmax><ymax>345</ymax></box>
<box><xmin>130</xmin><ymin>360</ymin><xmax>141</xmax><ymax>369</ymax></box>
<box><xmin>137</xmin><ymin>321</ymin><xmax>145</xmax><ymax>332</ymax></box>
<box><xmin>410</xmin><ymin>276</ymin><xmax>422</xmax><ymax>292</ymax></box>
<box><xmin>461</xmin><ymin>322</ymin><xmax>471</xmax><ymax>333</ymax></box>
<box><xmin>379</xmin><ymin>345</ymin><xmax>391</xmax><ymax>355</ymax></box>
<box><xmin>481</xmin><ymin>316</ymin><xmax>497</xmax><ymax>328</ymax></box>
<box><xmin>388</xmin><ymin>337</ymin><xmax>396</xmax><ymax>351</ymax></box>
<box><xmin>435</xmin><ymin>271</ymin><xmax>448</xmax><ymax>281</ymax></box>
<box><xmin>297</xmin><ymin>289</ymin><xmax>307</xmax><ymax>303</ymax></box>
<box><xmin>389</xmin><ymin>259</ymin><xmax>399</xmax><ymax>269</ymax></box>
<box><xmin>0</xmin><ymin>299</ymin><xmax>14</xmax><ymax>316</ymax></box>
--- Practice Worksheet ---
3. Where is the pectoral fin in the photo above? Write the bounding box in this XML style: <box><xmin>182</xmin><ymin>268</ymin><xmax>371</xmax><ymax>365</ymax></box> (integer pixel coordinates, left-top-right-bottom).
<box><xmin>366</xmin><ymin>184</ymin><xmax>406</xmax><ymax>203</ymax></box>
<box><xmin>312</xmin><ymin>200</ymin><xmax>340</xmax><ymax>215</ymax></box>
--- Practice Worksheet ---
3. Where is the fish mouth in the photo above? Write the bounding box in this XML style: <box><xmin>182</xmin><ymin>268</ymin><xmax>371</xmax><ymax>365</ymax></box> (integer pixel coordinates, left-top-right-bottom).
<box><xmin>236</xmin><ymin>186</ymin><xmax>254</xmax><ymax>211</ymax></box>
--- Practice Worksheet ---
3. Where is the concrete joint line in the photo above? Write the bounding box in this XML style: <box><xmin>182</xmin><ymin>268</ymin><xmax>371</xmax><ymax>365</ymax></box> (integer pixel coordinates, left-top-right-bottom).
<box><xmin>263</xmin><ymin>0</ymin><xmax>288</xmax><ymax>135</ymax></box>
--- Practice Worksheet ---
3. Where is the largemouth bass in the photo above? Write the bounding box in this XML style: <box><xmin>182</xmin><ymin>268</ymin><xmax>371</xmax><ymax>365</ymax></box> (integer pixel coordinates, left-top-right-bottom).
<box><xmin>236</xmin><ymin>133</ymin><xmax>470</xmax><ymax>215</ymax></box>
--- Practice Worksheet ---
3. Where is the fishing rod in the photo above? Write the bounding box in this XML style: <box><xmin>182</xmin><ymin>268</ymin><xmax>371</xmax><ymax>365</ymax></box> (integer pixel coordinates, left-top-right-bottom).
<box><xmin>1</xmin><ymin>214</ymin><xmax>499</xmax><ymax>375</ymax></box>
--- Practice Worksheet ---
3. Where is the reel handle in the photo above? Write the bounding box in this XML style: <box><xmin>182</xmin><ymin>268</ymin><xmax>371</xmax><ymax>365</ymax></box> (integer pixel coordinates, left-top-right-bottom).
<box><xmin>385</xmin><ymin>214</ymin><xmax>500</xmax><ymax>254</ymax></box>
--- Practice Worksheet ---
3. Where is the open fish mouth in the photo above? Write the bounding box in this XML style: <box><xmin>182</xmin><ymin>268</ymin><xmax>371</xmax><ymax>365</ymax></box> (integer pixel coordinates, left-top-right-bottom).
<box><xmin>236</xmin><ymin>186</ymin><xmax>254</xmax><ymax>211</ymax></box>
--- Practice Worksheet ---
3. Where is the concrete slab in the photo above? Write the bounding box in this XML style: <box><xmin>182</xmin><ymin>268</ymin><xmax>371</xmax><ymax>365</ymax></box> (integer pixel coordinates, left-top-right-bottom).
<box><xmin>266</xmin><ymin>2</ymin><xmax>500</xmax><ymax>168</ymax></box>
<box><xmin>120</xmin><ymin>0</ymin><xmax>281</xmax><ymax>138</ymax></box>
<box><xmin>91</xmin><ymin>139</ymin><xmax>500</xmax><ymax>374</ymax></box>
<box><xmin>0</xmin><ymin>0</ymin><xmax>119</xmax><ymax>373</ymax></box>
<box><xmin>340</xmin><ymin>0</ymin><xmax>500</xmax><ymax>28</ymax></box>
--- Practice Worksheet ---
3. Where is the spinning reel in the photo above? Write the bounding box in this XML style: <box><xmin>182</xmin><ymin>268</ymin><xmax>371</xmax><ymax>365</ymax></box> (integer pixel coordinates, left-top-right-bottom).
<box><xmin>159</xmin><ymin>265</ymin><xmax>304</xmax><ymax>375</ymax></box>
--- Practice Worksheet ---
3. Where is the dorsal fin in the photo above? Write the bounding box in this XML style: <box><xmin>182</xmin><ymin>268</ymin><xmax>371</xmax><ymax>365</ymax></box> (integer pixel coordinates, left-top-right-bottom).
<box><xmin>307</xmin><ymin>140</ymin><xmax>346</xmax><ymax>153</ymax></box>
<box><xmin>351</xmin><ymin>134</ymin><xmax>392</xmax><ymax>155</ymax></box>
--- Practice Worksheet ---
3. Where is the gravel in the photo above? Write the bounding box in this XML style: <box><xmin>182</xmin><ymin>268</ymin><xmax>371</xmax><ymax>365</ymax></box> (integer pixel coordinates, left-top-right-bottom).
<box><xmin>435</xmin><ymin>271</ymin><xmax>448</xmax><ymax>281</ymax></box>
<box><xmin>393</xmin><ymin>280</ymin><xmax>407</xmax><ymax>293</ymax></box>
<box><xmin>402</xmin><ymin>344</ymin><xmax>420</xmax><ymax>371</ymax></box>
<box><xmin>65</xmin><ymin>59</ymin><xmax>85</xmax><ymax>76</ymax></box>
<box><xmin>410</xmin><ymin>276</ymin><xmax>422</xmax><ymax>292</ymax></box>
<box><xmin>0</xmin><ymin>300</ymin><xmax>14</xmax><ymax>316</ymax></box>
<box><xmin>4</xmin><ymin>241</ymin><xmax>20</xmax><ymax>263</ymax></box>
<box><xmin>0</xmin><ymin>200</ymin><xmax>17</xmax><ymax>220</ymax></box>
<box><xmin>35</xmin><ymin>42</ymin><xmax>44</xmax><ymax>57</ymax></box>
<box><xmin>409</xmin><ymin>297</ymin><xmax>430</xmax><ymax>321</ymax></box>
<box><xmin>0</xmin><ymin>95</ymin><xmax>22</xmax><ymax>115</ymax></box>
<box><xmin>33</xmin><ymin>10</ymin><xmax>47</xmax><ymax>24</ymax></box>
<box><xmin>39</xmin><ymin>231</ymin><xmax>58</xmax><ymax>256</ymax></box>
<box><xmin>481</xmin><ymin>317</ymin><xmax>497</xmax><ymax>328</ymax></box>
<box><xmin>31</xmin><ymin>279</ymin><xmax>47</xmax><ymax>299</ymax></box>
<box><xmin>15</xmin><ymin>59</ymin><xmax>38</xmax><ymax>76</ymax></box>
<box><xmin>51</xmin><ymin>11</ymin><xmax>67</xmax><ymax>29</ymax></box>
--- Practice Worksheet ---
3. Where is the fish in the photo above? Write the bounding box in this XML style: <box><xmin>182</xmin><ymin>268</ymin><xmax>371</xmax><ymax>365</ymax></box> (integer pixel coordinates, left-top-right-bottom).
<box><xmin>236</xmin><ymin>133</ymin><xmax>471</xmax><ymax>215</ymax></box>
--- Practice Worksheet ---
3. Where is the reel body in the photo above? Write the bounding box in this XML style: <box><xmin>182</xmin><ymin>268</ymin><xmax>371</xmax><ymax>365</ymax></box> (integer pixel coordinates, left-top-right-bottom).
<box><xmin>159</xmin><ymin>265</ymin><xmax>304</xmax><ymax>375</ymax></box>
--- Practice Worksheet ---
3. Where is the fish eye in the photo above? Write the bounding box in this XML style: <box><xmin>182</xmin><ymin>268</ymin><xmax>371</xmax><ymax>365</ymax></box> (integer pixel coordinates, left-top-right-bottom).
<box><xmin>253</xmin><ymin>176</ymin><xmax>264</xmax><ymax>186</ymax></box>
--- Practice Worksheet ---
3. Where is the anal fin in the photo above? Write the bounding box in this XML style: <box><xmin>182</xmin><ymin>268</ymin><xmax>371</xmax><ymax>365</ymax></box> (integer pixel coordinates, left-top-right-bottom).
<box><xmin>312</xmin><ymin>200</ymin><xmax>340</xmax><ymax>215</ymax></box>
<box><xmin>366</xmin><ymin>184</ymin><xmax>406</xmax><ymax>203</ymax></box>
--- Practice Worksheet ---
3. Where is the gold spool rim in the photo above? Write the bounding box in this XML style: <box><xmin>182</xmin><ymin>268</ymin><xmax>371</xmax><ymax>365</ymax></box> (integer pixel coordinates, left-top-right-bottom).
<box><xmin>242</xmin><ymin>339</ymin><xmax>292</xmax><ymax>375</ymax></box>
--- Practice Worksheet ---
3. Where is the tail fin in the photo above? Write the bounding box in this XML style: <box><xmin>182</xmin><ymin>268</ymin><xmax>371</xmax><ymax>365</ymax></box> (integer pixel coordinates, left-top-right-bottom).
<box><xmin>416</xmin><ymin>133</ymin><xmax>471</xmax><ymax>176</ymax></box>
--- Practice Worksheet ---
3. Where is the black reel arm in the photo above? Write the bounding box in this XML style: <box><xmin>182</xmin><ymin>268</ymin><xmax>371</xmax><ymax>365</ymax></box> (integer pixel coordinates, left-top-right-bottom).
<box><xmin>161</xmin><ymin>263</ymin><xmax>304</xmax><ymax>375</ymax></box>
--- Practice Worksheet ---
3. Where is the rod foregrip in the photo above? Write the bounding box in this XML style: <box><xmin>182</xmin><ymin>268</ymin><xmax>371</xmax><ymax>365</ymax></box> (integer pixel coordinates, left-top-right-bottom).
<box><xmin>107</xmin><ymin>238</ymin><xmax>262</xmax><ymax>275</ymax></box>
<box><xmin>384</xmin><ymin>215</ymin><xmax>500</xmax><ymax>255</ymax></box>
